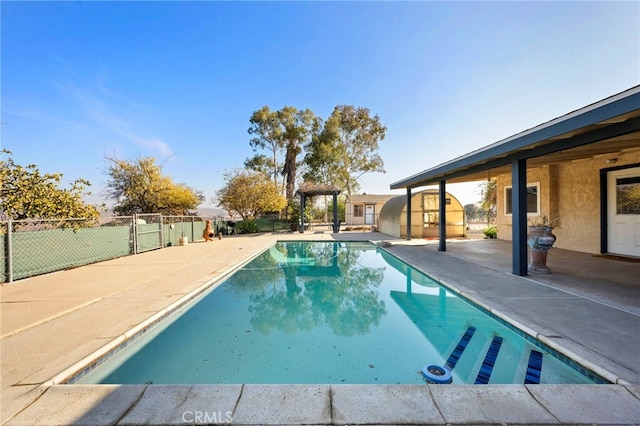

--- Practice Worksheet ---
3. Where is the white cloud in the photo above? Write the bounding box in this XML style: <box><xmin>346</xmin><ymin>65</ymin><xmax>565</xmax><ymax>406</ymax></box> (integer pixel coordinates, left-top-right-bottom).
<box><xmin>60</xmin><ymin>81</ymin><xmax>175</xmax><ymax>160</ymax></box>
<box><xmin>133</xmin><ymin>136</ymin><xmax>174</xmax><ymax>159</ymax></box>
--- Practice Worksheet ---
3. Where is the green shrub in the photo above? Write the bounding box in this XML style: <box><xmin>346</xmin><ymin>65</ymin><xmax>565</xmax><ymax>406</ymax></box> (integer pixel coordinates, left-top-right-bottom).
<box><xmin>286</xmin><ymin>199</ymin><xmax>313</xmax><ymax>231</ymax></box>
<box><xmin>482</xmin><ymin>226</ymin><xmax>498</xmax><ymax>239</ymax></box>
<box><xmin>237</xmin><ymin>219</ymin><xmax>260</xmax><ymax>234</ymax></box>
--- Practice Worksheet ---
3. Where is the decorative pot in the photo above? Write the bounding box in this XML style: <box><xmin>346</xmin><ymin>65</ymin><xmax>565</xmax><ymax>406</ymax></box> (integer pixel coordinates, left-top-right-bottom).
<box><xmin>527</xmin><ymin>226</ymin><xmax>556</xmax><ymax>273</ymax></box>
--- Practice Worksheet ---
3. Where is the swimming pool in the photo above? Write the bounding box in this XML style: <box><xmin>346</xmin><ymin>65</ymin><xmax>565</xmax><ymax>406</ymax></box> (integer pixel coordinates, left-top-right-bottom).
<box><xmin>74</xmin><ymin>241</ymin><xmax>606</xmax><ymax>385</ymax></box>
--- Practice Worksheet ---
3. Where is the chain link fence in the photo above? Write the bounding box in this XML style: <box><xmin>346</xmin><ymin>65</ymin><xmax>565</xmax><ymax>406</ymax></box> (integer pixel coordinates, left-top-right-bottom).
<box><xmin>1</xmin><ymin>217</ymin><xmax>133</xmax><ymax>282</ymax></box>
<box><xmin>162</xmin><ymin>215</ymin><xmax>207</xmax><ymax>247</ymax></box>
<box><xmin>0</xmin><ymin>215</ymin><xmax>213</xmax><ymax>283</ymax></box>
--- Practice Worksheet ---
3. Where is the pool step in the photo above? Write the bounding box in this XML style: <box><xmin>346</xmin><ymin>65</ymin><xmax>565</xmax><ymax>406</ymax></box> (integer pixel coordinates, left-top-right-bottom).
<box><xmin>445</xmin><ymin>326</ymin><xmax>476</xmax><ymax>370</ymax></box>
<box><xmin>524</xmin><ymin>350</ymin><xmax>544</xmax><ymax>384</ymax></box>
<box><xmin>474</xmin><ymin>335</ymin><xmax>504</xmax><ymax>384</ymax></box>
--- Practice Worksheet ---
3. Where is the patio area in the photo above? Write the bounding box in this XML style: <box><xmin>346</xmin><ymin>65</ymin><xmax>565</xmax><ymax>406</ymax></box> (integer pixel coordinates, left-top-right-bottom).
<box><xmin>1</xmin><ymin>231</ymin><xmax>639</xmax><ymax>425</ymax></box>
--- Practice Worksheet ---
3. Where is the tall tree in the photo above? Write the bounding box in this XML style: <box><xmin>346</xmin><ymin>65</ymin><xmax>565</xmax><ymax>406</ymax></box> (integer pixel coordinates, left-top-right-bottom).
<box><xmin>303</xmin><ymin>119</ymin><xmax>341</xmax><ymax>186</ymax></box>
<box><xmin>479</xmin><ymin>180</ymin><xmax>497</xmax><ymax>225</ymax></box>
<box><xmin>247</xmin><ymin>106</ymin><xmax>319</xmax><ymax>200</ymax></box>
<box><xmin>216</xmin><ymin>169</ymin><xmax>286</xmax><ymax>220</ymax></box>
<box><xmin>105</xmin><ymin>156</ymin><xmax>203</xmax><ymax>215</ymax></box>
<box><xmin>279</xmin><ymin>107</ymin><xmax>319</xmax><ymax>200</ymax></box>
<box><xmin>305</xmin><ymin>105</ymin><xmax>386</xmax><ymax>195</ymax></box>
<box><xmin>248</xmin><ymin>106</ymin><xmax>283</xmax><ymax>190</ymax></box>
<box><xmin>464</xmin><ymin>203</ymin><xmax>481</xmax><ymax>222</ymax></box>
<box><xmin>244</xmin><ymin>153</ymin><xmax>275</xmax><ymax>176</ymax></box>
<box><xmin>0</xmin><ymin>150</ymin><xmax>100</xmax><ymax>220</ymax></box>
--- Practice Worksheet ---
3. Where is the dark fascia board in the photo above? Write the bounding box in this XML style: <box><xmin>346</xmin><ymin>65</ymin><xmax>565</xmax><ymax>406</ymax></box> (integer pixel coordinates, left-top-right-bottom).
<box><xmin>390</xmin><ymin>86</ymin><xmax>640</xmax><ymax>190</ymax></box>
<box><xmin>416</xmin><ymin>116</ymin><xmax>640</xmax><ymax>185</ymax></box>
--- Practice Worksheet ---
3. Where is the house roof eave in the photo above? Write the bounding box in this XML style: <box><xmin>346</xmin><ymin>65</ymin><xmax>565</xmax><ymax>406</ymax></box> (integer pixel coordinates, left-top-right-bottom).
<box><xmin>390</xmin><ymin>86</ymin><xmax>640</xmax><ymax>190</ymax></box>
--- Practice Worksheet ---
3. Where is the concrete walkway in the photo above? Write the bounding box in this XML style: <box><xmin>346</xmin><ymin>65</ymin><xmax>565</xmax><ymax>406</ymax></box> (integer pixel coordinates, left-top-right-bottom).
<box><xmin>386</xmin><ymin>238</ymin><xmax>640</xmax><ymax>384</ymax></box>
<box><xmin>1</xmin><ymin>232</ymin><xmax>639</xmax><ymax>425</ymax></box>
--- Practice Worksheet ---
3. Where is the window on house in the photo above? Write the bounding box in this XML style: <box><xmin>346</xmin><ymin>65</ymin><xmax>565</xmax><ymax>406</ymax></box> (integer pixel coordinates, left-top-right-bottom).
<box><xmin>617</xmin><ymin>176</ymin><xmax>640</xmax><ymax>215</ymax></box>
<box><xmin>505</xmin><ymin>183</ymin><xmax>540</xmax><ymax>215</ymax></box>
<box><xmin>354</xmin><ymin>204</ymin><xmax>364</xmax><ymax>217</ymax></box>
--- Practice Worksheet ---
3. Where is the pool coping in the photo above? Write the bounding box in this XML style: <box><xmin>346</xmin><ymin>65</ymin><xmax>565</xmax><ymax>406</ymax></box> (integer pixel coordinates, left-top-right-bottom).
<box><xmin>8</xmin><ymin>383</ymin><xmax>640</xmax><ymax>425</ymax></box>
<box><xmin>7</xmin><ymin>238</ymin><xmax>640</xmax><ymax>425</ymax></box>
<box><xmin>48</xmin><ymin>239</ymin><xmax>617</xmax><ymax>387</ymax></box>
<box><xmin>42</xmin><ymin>239</ymin><xmax>275</xmax><ymax>387</ymax></box>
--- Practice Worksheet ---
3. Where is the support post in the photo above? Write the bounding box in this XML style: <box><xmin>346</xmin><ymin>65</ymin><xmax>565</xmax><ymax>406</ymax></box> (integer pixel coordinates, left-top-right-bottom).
<box><xmin>132</xmin><ymin>214</ymin><xmax>138</xmax><ymax>255</ymax></box>
<box><xmin>7</xmin><ymin>220</ymin><xmax>13</xmax><ymax>283</ymax></box>
<box><xmin>159</xmin><ymin>214</ymin><xmax>165</xmax><ymax>248</ymax></box>
<box><xmin>299</xmin><ymin>194</ymin><xmax>305</xmax><ymax>233</ymax></box>
<box><xmin>599</xmin><ymin>169</ymin><xmax>608</xmax><ymax>254</ymax></box>
<box><xmin>512</xmin><ymin>159</ymin><xmax>528</xmax><ymax>276</ymax></box>
<box><xmin>406</xmin><ymin>187</ymin><xmax>412</xmax><ymax>240</ymax></box>
<box><xmin>333</xmin><ymin>193</ymin><xmax>339</xmax><ymax>233</ymax></box>
<box><xmin>439</xmin><ymin>180</ymin><xmax>447</xmax><ymax>252</ymax></box>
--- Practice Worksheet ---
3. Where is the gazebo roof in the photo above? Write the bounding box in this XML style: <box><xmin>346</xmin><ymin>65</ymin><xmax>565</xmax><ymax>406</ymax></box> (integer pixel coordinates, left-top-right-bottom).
<box><xmin>295</xmin><ymin>182</ymin><xmax>342</xmax><ymax>197</ymax></box>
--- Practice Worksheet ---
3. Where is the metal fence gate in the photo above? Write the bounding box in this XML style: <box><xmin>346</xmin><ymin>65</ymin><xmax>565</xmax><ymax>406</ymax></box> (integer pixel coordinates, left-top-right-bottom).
<box><xmin>133</xmin><ymin>213</ymin><xmax>163</xmax><ymax>254</ymax></box>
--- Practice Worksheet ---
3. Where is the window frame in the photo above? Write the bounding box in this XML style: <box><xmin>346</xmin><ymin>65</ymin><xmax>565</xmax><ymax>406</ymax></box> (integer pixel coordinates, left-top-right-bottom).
<box><xmin>353</xmin><ymin>204</ymin><xmax>364</xmax><ymax>217</ymax></box>
<box><xmin>504</xmin><ymin>182</ymin><xmax>540</xmax><ymax>216</ymax></box>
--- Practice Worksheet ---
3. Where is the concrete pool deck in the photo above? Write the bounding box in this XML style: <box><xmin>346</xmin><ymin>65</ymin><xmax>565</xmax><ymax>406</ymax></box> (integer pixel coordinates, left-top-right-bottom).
<box><xmin>1</xmin><ymin>231</ymin><xmax>639</xmax><ymax>425</ymax></box>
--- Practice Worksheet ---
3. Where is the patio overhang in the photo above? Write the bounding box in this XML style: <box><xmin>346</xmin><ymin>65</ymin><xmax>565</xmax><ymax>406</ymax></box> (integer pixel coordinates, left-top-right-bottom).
<box><xmin>389</xmin><ymin>85</ymin><xmax>640</xmax><ymax>276</ymax></box>
<box><xmin>390</xmin><ymin>86</ymin><xmax>640</xmax><ymax>189</ymax></box>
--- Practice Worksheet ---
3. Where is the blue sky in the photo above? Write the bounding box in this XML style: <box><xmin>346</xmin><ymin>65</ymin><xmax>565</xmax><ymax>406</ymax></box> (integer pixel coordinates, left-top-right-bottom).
<box><xmin>2</xmin><ymin>1</ymin><xmax>639</xmax><ymax>208</ymax></box>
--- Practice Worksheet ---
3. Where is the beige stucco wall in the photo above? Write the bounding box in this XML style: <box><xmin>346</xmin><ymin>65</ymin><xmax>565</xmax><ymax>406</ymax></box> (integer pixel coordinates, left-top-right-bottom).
<box><xmin>495</xmin><ymin>150</ymin><xmax>640</xmax><ymax>254</ymax></box>
<box><xmin>345</xmin><ymin>201</ymin><xmax>387</xmax><ymax>226</ymax></box>
<box><xmin>346</xmin><ymin>203</ymin><xmax>365</xmax><ymax>226</ymax></box>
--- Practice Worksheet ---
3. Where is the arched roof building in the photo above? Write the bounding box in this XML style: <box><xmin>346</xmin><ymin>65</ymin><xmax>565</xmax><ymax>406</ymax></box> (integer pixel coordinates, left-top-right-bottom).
<box><xmin>378</xmin><ymin>189</ymin><xmax>465</xmax><ymax>239</ymax></box>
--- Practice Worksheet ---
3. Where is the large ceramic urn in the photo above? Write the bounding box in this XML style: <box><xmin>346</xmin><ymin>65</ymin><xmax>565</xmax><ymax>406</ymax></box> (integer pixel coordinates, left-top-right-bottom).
<box><xmin>527</xmin><ymin>226</ymin><xmax>556</xmax><ymax>273</ymax></box>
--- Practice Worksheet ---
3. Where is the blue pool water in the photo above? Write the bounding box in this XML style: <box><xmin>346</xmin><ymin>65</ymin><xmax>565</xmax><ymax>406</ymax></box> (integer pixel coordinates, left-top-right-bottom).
<box><xmin>75</xmin><ymin>241</ymin><xmax>605</xmax><ymax>385</ymax></box>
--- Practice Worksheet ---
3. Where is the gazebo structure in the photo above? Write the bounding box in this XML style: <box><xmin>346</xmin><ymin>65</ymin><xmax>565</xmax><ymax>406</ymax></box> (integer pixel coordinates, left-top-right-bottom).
<box><xmin>295</xmin><ymin>182</ymin><xmax>343</xmax><ymax>233</ymax></box>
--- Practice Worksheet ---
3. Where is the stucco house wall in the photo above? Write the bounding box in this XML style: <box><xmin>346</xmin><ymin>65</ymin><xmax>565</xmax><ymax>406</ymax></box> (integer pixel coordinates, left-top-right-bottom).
<box><xmin>495</xmin><ymin>149</ymin><xmax>640</xmax><ymax>254</ymax></box>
